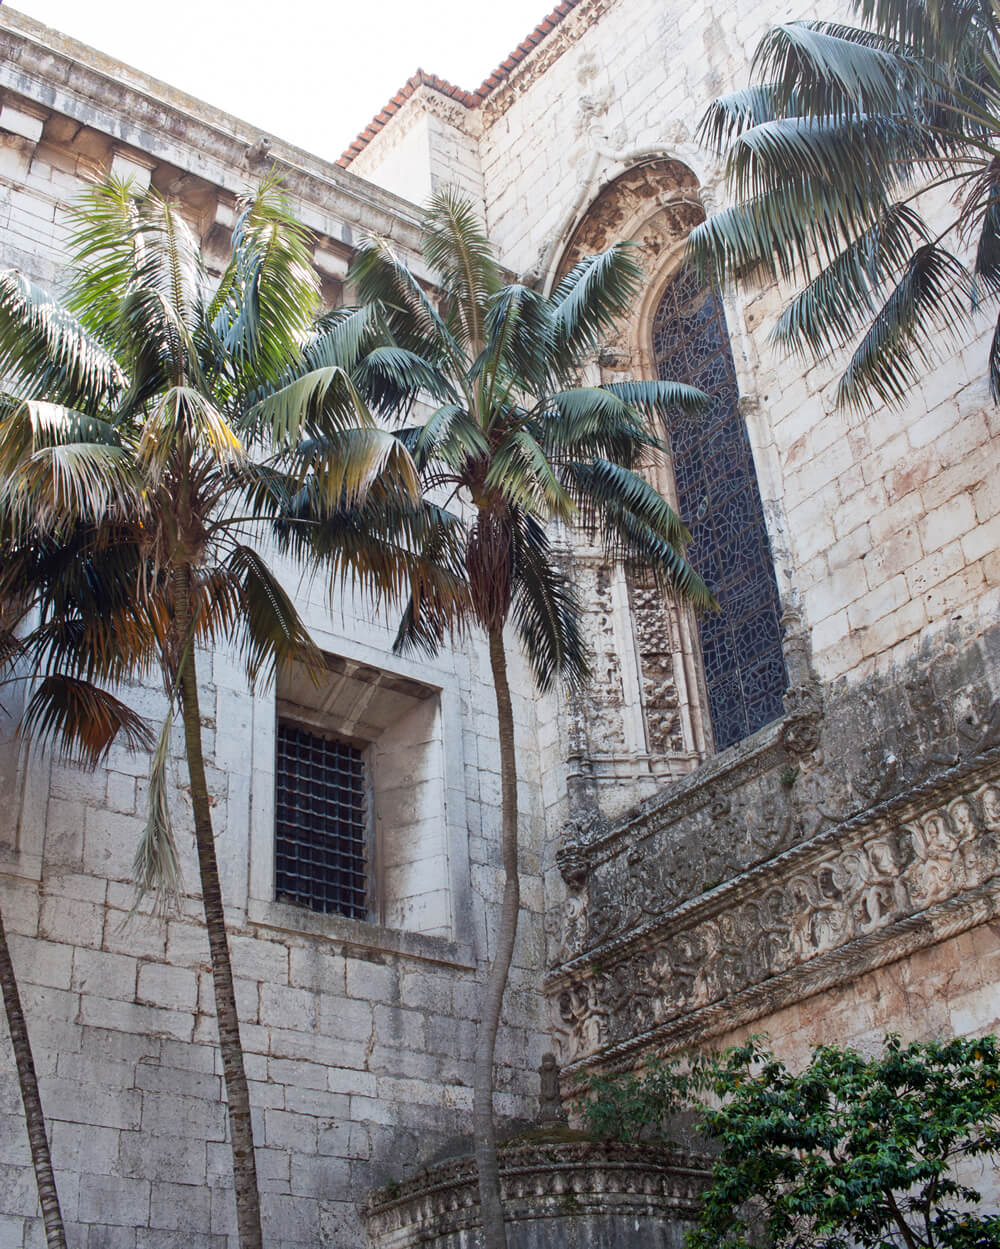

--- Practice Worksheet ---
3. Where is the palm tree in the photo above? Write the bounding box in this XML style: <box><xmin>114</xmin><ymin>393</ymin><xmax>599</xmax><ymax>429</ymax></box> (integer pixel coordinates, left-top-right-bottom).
<box><xmin>687</xmin><ymin>0</ymin><xmax>1000</xmax><ymax>409</ymax></box>
<box><xmin>349</xmin><ymin>189</ymin><xmax>716</xmax><ymax>1249</ymax></box>
<box><xmin>0</xmin><ymin>177</ymin><xmax>443</xmax><ymax>1248</ymax></box>
<box><xmin>0</xmin><ymin>605</ymin><xmax>152</xmax><ymax>1249</ymax></box>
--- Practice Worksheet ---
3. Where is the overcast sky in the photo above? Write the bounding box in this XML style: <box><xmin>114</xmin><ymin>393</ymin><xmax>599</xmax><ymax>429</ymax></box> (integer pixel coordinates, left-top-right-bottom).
<box><xmin>10</xmin><ymin>0</ymin><xmax>553</xmax><ymax>163</ymax></box>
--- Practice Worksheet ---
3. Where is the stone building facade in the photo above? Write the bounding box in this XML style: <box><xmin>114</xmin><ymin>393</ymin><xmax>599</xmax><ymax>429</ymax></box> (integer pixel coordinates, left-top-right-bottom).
<box><xmin>0</xmin><ymin>0</ymin><xmax>998</xmax><ymax>1245</ymax></box>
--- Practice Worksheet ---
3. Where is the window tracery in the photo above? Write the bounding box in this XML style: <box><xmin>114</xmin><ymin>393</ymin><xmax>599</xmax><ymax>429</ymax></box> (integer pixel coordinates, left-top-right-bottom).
<box><xmin>652</xmin><ymin>266</ymin><xmax>787</xmax><ymax>750</ymax></box>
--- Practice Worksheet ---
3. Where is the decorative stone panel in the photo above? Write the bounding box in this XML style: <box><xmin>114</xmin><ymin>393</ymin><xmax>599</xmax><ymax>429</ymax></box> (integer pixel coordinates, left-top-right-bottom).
<box><xmin>363</xmin><ymin>1140</ymin><xmax>711</xmax><ymax>1249</ymax></box>
<box><xmin>547</xmin><ymin>623</ymin><xmax>1000</xmax><ymax>1072</ymax></box>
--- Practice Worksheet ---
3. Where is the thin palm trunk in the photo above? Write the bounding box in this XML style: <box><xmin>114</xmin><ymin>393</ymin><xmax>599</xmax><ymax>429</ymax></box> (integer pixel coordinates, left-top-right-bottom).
<box><xmin>473</xmin><ymin>625</ymin><xmax>520</xmax><ymax>1249</ymax></box>
<box><xmin>0</xmin><ymin>899</ymin><xmax>67</xmax><ymax>1249</ymax></box>
<box><xmin>174</xmin><ymin>566</ymin><xmax>263</xmax><ymax>1249</ymax></box>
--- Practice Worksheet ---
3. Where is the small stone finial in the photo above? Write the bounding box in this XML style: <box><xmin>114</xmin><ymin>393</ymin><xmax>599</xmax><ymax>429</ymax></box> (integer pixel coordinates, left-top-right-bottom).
<box><xmin>537</xmin><ymin>1052</ymin><xmax>567</xmax><ymax>1125</ymax></box>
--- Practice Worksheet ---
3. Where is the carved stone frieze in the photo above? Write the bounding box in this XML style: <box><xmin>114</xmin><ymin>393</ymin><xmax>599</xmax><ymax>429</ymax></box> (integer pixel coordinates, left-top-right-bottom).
<box><xmin>363</xmin><ymin>1140</ymin><xmax>711</xmax><ymax>1246</ymax></box>
<box><xmin>568</xmin><ymin>564</ymin><xmax>631</xmax><ymax>760</ymax></box>
<box><xmin>545</xmin><ymin>631</ymin><xmax>1000</xmax><ymax>1073</ymax></box>
<box><xmin>628</xmin><ymin>574</ymin><xmax>685</xmax><ymax>754</ymax></box>
<box><xmin>549</xmin><ymin>752</ymin><xmax>1000</xmax><ymax>1069</ymax></box>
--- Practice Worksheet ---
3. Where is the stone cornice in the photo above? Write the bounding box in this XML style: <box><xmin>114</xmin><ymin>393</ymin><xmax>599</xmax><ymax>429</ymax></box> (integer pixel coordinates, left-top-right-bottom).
<box><xmin>0</xmin><ymin>7</ymin><xmax>425</xmax><ymax>254</ymax></box>
<box><xmin>549</xmin><ymin>744</ymin><xmax>1000</xmax><ymax>1075</ymax></box>
<box><xmin>363</xmin><ymin>1140</ymin><xmax>712</xmax><ymax>1240</ymax></box>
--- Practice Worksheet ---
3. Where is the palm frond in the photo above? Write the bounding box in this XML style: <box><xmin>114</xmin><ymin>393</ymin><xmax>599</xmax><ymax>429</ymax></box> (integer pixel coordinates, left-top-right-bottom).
<box><xmin>990</xmin><ymin>308</ymin><xmax>1000</xmax><ymax>400</ymax></box>
<box><xmin>723</xmin><ymin>115</ymin><xmax>939</xmax><ymax>215</ymax></box>
<box><xmin>422</xmin><ymin>188</ymin><xmax>500</xmax><ymax>353</ymax></box>
<box><xmin>0</xmin><ymin>270</ymin><xmax>127</xmax><ymax>411</ymax></box>
<box><xmin>549</xmin><ymin>245</ymin><xmax>645</xmax><ymax>366</ymax></box>
<box><xmin>479</xmin><ymin>283</ymin><xmax>555</xmax><ymax>395</ymax></box>
<box><xmin>602</xmin><ymin>379</ymin><xmax>708</xmax><ymax>417</ymax></box>
<box><xmin>294</xmin><ymin>426</ymin><xmax>420</xmax><ymax>509</ymax></box>
<box><xmin>350</xmin><ymin>235</ymin><xmax>468</xmax><ymax>381</ymax></box>
<box><xmin>132</xmin><ymin>706</ymin><xmax>183</xmax><ymax>914</ymax></box>
<box><xmin>510</xmin><ymin>512</ymin><xmax>588</xmax><ymax>691</ymax></box>
<box><xmin>353</xmin><ymin>344</ymin><xmax>457</xmax><ymax>414</ymax></box>
<box><xmin>3</xmin><ymin>436</ymin><xmax>140</xmax><ymax>532</ymax></box>
<box><xmin>485</xmin><ymin>427</ymin><xmax>576</xmax><ymax>520</ymax></box>
<box><xmin>212</xmin><ymin>174</ymin><xmax>320</xmax><ymax>389</ymax></box>
<box><xmin>564</xmin><ymin>459</ymin><xmax>715</xmax><ymax>608</ymax></box>
<box><xmin>21</xmin><ymin>673</ymin><xmax>153</xmax><ymax>768</ymax></box>
<box><xmin>410</xmin><ymin>403</ymin><xmax>489</xmax><ymax>470</ymax></box>
<box><xmin>301</xmin><ymin>304</ymin><xmax>383</xmax><ymax>372</ymax></box>
<box><xmin>687</xmin><ymin>177</ymin><xmax>901</xmax><ymax>286</ymax></box>
<box><xmin>853</xmin><ymin>0</ymin><xmax>998</xmax><ymax>62</ymax></box>
<box><xmin>137</xmin><ymin>386</ymin><xmax>245</xmax><ymax>481</ymax></box>
<box><xmin>247</xmin><ymin>366</ymin><xmax>377</xmax><ymax>447</ymax></box>
<box><xmin>770</xmin><ymin>202</ymin><xmax>930</xmax><ymax>354</ymax></box>
<box><xmin>214</xmin><ymin>545</ymin><xmax>320</xmax><ymax>687</ymax></box>
<box><xmin>836</xmin><ymin>243</ymin><xmax>974</xmax><ymax>409</ymax></box>
<box><xmin>749</xmin><ymin>21</ymin><xmax>926</xmax><ymax>121</ymax></box>
<box><xmin>67</xmin><ymin>177</ymin><xmax>142</xmax><ymax>338</ymax></box>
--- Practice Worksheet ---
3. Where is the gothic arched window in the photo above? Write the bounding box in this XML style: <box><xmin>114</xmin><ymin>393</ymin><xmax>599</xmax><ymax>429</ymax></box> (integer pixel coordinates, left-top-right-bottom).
<box><xmin>652</xmin><ymin>265</ymin><xmax>787</xmax><ymax>751</ymax></box>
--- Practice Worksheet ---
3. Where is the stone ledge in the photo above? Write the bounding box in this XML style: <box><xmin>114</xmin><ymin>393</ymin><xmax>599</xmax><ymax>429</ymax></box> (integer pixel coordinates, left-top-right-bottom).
<box><xmin>248</xmin><ymin>898</ymin><xmax>475</xmax><ymax>971</ymax></box>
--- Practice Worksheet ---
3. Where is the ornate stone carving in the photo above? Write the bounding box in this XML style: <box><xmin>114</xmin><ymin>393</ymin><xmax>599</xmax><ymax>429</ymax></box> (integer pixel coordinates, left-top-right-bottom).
<box><xmin>537</xmin><ymin>1052</ymin><xmax>567</xmax><ymax>1125</ymax></box>
<box><xmin>363</xmin><ymin>1140</ymin><xmax>711</xmax><ymax>1246</ymax></box>
<box><xmin>555</xmin><ymin>839</ymin><xmax>591</xmax><ymax>890</ymax></box>
<box><xmin>779</xmin><ymin>606</ymin><xmax>823</xmax><ymax>758</ymax></box>
<box><xmin>548</xmin><ymin>760</ymin><xmax>1000</xmax><ymax>1069</ymax></box>
<box><xmin>628</xmin><ymin>574</ymin><xmax>685</xmax><ymax>754</ymax></box>
<box><xmin>556</xmin><ymin>159</ymin><xmax>703</xmax><ymax>276</ymax></box>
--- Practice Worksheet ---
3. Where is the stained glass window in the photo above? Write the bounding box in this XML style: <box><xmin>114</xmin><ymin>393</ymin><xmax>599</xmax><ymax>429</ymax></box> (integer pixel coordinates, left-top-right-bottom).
<box><xmin>652</xmin><ymin>265</ymin><xmax>787</xmax><ymax>751</ymax></box>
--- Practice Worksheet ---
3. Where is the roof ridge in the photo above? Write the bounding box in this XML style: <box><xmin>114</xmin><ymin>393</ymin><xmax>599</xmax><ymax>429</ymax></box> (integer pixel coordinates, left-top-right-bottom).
<box><xmin>337</xmin><ymin>0</ymin><xmax>582</xmax><ymax>168</ymax></box>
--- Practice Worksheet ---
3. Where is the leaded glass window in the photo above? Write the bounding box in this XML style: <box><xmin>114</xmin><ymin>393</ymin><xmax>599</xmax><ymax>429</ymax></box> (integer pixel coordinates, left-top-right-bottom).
<box><xmin>652</xmin><ymin>265</ymin><xmax>787</xmax><ymax>751</ymax></box>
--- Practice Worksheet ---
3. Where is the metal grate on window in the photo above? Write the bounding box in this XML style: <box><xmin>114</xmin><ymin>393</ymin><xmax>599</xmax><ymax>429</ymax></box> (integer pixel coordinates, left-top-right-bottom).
<box><xmin>275</xmin><ymin>722</ymin><xmax>369</xmax><ymax>919</ymax></box>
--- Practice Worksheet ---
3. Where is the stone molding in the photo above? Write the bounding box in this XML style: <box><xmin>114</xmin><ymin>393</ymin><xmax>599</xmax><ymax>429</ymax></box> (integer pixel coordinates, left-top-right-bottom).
<box><xmin>0</xmin><ymin>9</ymin><xmax>425</xmax><ymax>252</ymax></box>
<box><xmin>546</xmin><ymin>627</ymin><xmax>1000</xmax><ymax>1073</ymax></box>
<box><xmin>363</xmin><ymin>1140</ymin><xmax>711</xmax><ymax>1243</ymax></box>
<box><xmin>549</xmin><ymin>745</ymin><xmax>1000</xmax><ymax>1072</ymax></box>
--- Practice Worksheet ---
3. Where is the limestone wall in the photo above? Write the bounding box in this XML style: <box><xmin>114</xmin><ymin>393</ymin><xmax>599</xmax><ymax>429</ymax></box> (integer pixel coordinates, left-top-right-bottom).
<box><xmin>352</xmin><ymin>0</ymin><xmax>1000</xmax><ymax>694</ymax></box>
<box><xmin>0</xmin><ymin>11</ymin><xmax>552</xmax><ymax>1246</ymax></box>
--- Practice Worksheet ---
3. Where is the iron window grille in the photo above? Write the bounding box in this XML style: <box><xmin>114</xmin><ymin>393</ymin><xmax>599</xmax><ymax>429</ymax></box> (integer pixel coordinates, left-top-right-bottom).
<box><xmin>274</xmin><ymin>721</ymin><xmax>370</xmax><ymax>919</ymax></box>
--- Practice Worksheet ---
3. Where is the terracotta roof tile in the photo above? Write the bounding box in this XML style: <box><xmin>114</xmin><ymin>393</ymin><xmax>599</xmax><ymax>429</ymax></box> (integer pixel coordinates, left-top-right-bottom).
<box><xmin>336</xmin><ymin>0</ymin><xmax>583</xmax><ymax>167</ymax></box>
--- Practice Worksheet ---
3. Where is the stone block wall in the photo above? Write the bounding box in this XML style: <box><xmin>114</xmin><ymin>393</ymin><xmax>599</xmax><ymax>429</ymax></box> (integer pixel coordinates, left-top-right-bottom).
<box><xmin>0</xmin><ymin>12</ymin><xmax>554</xmax><ymax>1245</ymax></box>
<box><xmin>352</xmin><ymin>0</ymin><xmax>1000</xmax><ymax>693</ymax></box>
<box><xmin>3</xmin><ymin>1</ymin><xmax>1000</xmax><ymax>1244</ymax></box>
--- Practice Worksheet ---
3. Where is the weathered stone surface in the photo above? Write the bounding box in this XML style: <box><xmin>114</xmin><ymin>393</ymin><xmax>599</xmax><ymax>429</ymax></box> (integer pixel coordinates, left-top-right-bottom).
<box><xmin>362</xmin><ymin>1140</ymin><xmax>710</xmax><ymax>1249</ymax></box>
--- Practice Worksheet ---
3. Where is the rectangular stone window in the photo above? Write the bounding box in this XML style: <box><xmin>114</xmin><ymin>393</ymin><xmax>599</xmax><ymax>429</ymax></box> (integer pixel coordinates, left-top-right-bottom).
<box><xmin>274</xmin><ymin>653</ymin><xmax>451</xmax><ymax>935</ymax></box>
<box><xmin>274</xmin><ymin>723</ymin><xmax>371</xmax><ymax>919</ymax></box>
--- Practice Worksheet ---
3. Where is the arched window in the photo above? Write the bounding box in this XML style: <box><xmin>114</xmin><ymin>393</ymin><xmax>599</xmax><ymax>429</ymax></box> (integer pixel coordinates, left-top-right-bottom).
<box><xmin>652</xmin><ymin>265</ymin><xmax>787</xmax><ymax>750</ymax></box>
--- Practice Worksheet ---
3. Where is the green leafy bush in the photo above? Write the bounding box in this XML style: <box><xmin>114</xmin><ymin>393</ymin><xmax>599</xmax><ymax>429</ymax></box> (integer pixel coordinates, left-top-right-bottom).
<box><xmin>577</xmin><ymin>1035</ymin><xmax>1000</xmax><ymax>1249</ymax></box>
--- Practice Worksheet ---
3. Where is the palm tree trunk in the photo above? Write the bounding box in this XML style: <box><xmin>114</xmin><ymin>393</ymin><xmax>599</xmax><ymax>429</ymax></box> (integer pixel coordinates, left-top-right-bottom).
<box><xmin>173</xmin><ymin>566</ymin><xmax>263</xmax><ymax>1249</ymax></box>
<box><xmin>474</xmin><ymin>625</ymin><xmax>520</xmax><ymax>1249</ymax></box>
<box><xmin>0</xmin><ymin>898</ymin><xmax>67</xmax><ymax>1248</ymax></box>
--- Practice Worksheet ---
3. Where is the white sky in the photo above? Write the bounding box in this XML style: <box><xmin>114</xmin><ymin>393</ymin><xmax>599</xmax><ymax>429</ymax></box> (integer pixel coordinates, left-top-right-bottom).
<box><xmin>10</xmin><ymin>0</ymin><xmax>554</xmax><ymax>164</ymax></box>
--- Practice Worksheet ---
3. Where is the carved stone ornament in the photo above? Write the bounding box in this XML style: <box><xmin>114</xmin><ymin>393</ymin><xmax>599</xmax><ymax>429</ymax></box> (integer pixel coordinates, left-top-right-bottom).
<box><xmin>549</xmin><ymin>754</ymin><xmax>1000</xmax><ymax>1069</ymax></box>
<box><xmin>537</xmin><ymin>1052</ymin><xmax>567</xmax><ymax>1125</ymax></box>
<box><xmin>363</xmin><ymin>1141</ymin><xmax>711</xmax><ymax>1247</ymax></box>
<box><xmin>545</xmin><ymin>633</ymin><xmax>1000</xmax><ymax>1072</ymax></box>
<box><xmin>556</xmin><ymin>839</ymin><xmax>591</xmax><ymax>890</ymax></box>
<box><xmin>778</xmin><ymin>605</ymin><xmax>824</xmax><ymax>758</ymax></box>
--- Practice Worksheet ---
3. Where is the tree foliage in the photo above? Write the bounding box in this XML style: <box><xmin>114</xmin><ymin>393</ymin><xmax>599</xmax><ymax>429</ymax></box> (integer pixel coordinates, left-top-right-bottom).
<box><xmin>577</xmin><ymin>1035</ymin><xmax>1000</xmax><ymax>1249</ymax></box>
<box><xmin>687</xmin><ymin>0</ymin><xmax>1000</xmax><ymax>409</ymax></box>
<box><xmin>348</xmin><ymin>187</ymin><xmax>714</xmax><ymax>1249</ymax></box>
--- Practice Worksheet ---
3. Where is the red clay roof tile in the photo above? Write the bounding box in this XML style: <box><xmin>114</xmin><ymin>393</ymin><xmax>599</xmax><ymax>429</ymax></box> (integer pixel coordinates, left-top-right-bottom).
<box><xmin>336</xmin><ymin>0</ymin><xmax>583</xmax><ymax>167</ymax></box>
